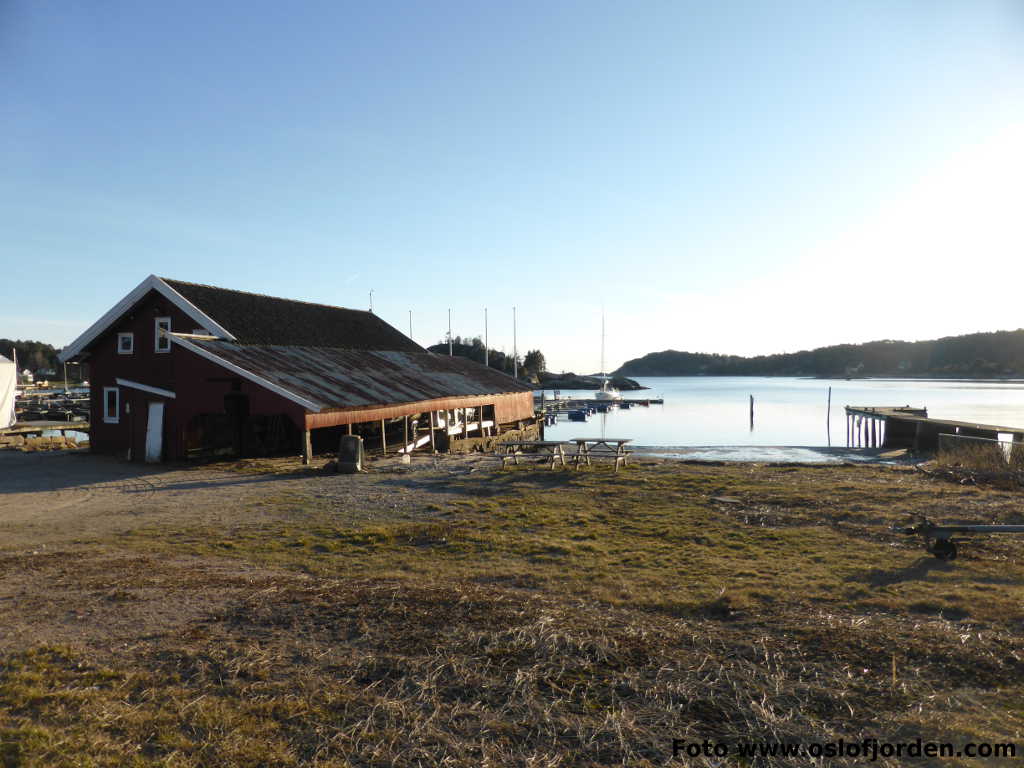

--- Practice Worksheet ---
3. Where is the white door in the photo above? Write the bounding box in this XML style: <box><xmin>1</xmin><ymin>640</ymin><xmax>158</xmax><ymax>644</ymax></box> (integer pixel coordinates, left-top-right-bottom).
<box><xmin>145</xmin><ymin>401</ymin><xmax>164</xmax><ymax>463</ymax></box>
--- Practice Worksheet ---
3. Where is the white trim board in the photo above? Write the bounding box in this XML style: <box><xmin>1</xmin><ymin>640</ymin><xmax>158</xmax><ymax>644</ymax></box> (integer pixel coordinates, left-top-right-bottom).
<box><xmin>169</xmin><ymin>335</ymin><xmax>321</xmax><ymax>412</ymax></box>
<box><xmin>103</xmin><ymin>386</ymin><xmax>120</xmax><ymax>424</ymax></box>
<box><xmin>115</xmin><ymin>378</ymin><xmax>177</xmax><ymax>399</ymax></box>
<box><xmin>59</xmin><ymin>275</ymin><xmax>236</xmax><ymax>362</ymax></box>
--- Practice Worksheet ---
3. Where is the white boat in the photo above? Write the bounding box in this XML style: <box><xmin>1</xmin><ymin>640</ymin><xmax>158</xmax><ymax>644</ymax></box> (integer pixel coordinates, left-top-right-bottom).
<box><xmin>594</xmin><ymin>380</ymin><xmax>621</xmax><ymax>401</ymax></box>
<box><xmin>594</xmin><ymin>315</ymin><xmax>622</xmax><ymax>401</ymax></box>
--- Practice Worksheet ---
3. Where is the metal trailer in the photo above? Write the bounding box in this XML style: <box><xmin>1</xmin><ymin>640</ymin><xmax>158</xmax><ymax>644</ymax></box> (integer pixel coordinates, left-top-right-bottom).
<box><xmin>894</xmin><ymin>515</ymin><xmax>1024</xmax><ymax>560</ymax></box>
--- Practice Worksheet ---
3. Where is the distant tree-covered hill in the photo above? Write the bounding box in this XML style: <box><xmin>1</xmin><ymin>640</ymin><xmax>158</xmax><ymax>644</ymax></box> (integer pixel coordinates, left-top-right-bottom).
<box><xmin>427</xmin><ymin>336</ymin><xmax>533</xmax><ymax>379</ymax></box>
<box><xmin>615</xmin><ymin>330</ymin><xmax>1024</xmax><ymax>378</ymax></box>
<box><xmin>0</xmin><ymin>339</ymin><xmax>68</xmax><ymax>376</ymax></box>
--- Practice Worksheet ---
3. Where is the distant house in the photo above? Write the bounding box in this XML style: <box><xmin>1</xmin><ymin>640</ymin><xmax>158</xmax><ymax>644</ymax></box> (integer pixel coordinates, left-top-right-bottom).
<box><xmin>59</xmin><ymin>276</ymin><xmax>535</xmax><ymax>462</ymax></box>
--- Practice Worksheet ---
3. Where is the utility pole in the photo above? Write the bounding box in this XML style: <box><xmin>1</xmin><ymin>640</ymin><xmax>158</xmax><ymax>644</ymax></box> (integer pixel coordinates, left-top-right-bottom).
<box><xmin>484</xmin><ymin>308</ymin><xmax>489</xmax><ymax>367</ymax></box>
<box><xmin>513</xmin><ymin>306</ymin><xmax>518</xmax><ymax>379</ymax></box>
<box><xmin>63</xmin><ymin>361</ymin><xmax>79</xmax><ymax>396</ymax></box>
<box><xmin>369</xmin><ymin>289</ymin><xmax>374</xmax><ymax>313</ymax></box>
<box><xmin>448</xmin><ymin>309</ymin><xmax>453</xmax><ymax>356</ymax></box>
<box><xmin>408</xmin><ymin>310</ymin><xmax>412</xmax><ymax>340</ymax></box>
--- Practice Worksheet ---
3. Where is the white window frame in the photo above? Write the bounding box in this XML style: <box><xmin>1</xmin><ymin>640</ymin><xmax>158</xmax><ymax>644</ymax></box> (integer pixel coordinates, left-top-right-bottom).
<box><xmin>117</xmin><ymin>332</ymin><xmax>134</xmax><ymax>355</ymax></box>
<box><xmin>154</xmin><ymin>317</ymin><xmax>171</xmax><ymax>353</ymax></box>
<box><xmin>103</xmin><ymin>386</ymin><xmax>120</xmax><ymax>424</ymax></box>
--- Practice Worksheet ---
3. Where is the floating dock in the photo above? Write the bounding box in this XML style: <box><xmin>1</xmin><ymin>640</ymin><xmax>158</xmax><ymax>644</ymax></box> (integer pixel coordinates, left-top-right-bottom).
<box><xmin>538</xmin><ymin>397</ymin><xmax>663</xmax><ymax>409</ymax></box>
<box><xmin>844</xmin><ymin>406</ymin><xmax>1024</xmax><ymax>451</ymax></box>
<box><xmin>538</xmin><ymin>397</ymin><xmax>663</xmax><ymax>419</ymax></box>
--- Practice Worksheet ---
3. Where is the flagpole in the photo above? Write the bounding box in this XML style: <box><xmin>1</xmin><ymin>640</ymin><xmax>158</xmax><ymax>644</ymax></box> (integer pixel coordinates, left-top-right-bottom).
<box><xmin>513</xmin><ymin>306</ymin><xmax>518</xmax><ymax>379</ymax></box>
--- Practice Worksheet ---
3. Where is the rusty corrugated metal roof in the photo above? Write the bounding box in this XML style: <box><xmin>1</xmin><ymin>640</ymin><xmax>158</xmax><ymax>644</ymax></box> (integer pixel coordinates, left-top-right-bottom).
<box><xmin>183</xmin><ymin>339</ymin><xmax>534</xmax><ymax>412</ymax></box>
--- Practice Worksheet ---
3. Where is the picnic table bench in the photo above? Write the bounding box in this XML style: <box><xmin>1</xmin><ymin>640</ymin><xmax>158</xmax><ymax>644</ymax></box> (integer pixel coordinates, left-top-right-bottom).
<box><xmin>570</xmin><ymin>438</ymin><xmax>633</xmax><ymax>472</ymax></box>
<box><xmin>496</xmin><ymin>440</ymin><xmax>570</xmax><ymax>469</ymax></box>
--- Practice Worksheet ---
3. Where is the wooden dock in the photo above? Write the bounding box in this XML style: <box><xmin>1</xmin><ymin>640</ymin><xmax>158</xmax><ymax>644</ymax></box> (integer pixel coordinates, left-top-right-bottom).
<box><xmin>538</xmin><ymin>397</ymin><xmax>663</xmax><ymax>410</ymax></box>
<box><xmin>844</xmin><ymin>406</ymin><xmax>1024</xmax><ymax>451</ymax></box>
<box><xmin>1</xmin><ymin>420</ymin><xmax>90</xmax><ymax>438</ymax></box>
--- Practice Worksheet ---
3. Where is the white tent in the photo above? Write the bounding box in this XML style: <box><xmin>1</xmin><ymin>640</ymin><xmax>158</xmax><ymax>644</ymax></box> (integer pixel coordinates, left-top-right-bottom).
<box><xmin>0</xmin><ymin>353</ymin><xmax>15</xmax><ymax>429</ymax></box>
<box><xmin>0</xmin><ymin>354</ymin><xmax>15</xmax><ymax>430</ymax></box>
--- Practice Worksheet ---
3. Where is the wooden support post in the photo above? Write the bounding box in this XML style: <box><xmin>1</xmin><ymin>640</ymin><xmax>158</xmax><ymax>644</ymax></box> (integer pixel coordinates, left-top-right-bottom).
<box><xmin>846</xmin><ymin>414</ymin><xmax>851</xmax><ymax>447</ymax></box>
<box><xmin>347</xmin><ymin>423</ymin><xmax>353</xmax><ymax>435</ymax></box>
<box><xmin>826</xmin><ymin>386</ymin><xmax>831</xmax><ymax>447</ymax></box>
<box><xmin>403</xmin><ymin>416</ymin><xmax>408</xmax><ymax>451</ymax></box>
<box><xmin>871</xmin><ymin>418</ymin><xmax>877</xmax><ymax>448</ymax></box>
<box><xmin>381</xmin><ymin>419</ymin><xmax>387</xmax><ymax>454</ymax></box>
<box><xmin>1012</xmin><ymin>433</ymin><xmax>1024</xmax><ymax>467</ymax></box>
<box><xmin>429</xmin><ymin>411</ymin><xmax>436</xmax><ymax>453</ymax></box>
<box><xmin>302</xmin><ymin>429</ymin><xmax>312</xmax><ymax>465</ymax></box>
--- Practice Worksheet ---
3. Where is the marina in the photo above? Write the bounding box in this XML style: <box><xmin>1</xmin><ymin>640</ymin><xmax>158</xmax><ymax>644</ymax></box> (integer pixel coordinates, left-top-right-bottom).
<box><xmin>10</xmin><ymin>387</ymin><xmax>90</xmax><ymax>423</ymax></box>
<box><xmin>540</xmin><ymin>377</ymin><xmax>1024</xmax><ymax>457</ymax></box>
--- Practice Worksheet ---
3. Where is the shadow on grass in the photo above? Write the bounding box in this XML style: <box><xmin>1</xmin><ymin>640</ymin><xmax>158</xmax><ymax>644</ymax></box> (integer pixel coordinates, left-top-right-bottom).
<box><xmin>854</xmin><ymin>556</ymin><xmax>959</xmax><ymax>588</ymax></box>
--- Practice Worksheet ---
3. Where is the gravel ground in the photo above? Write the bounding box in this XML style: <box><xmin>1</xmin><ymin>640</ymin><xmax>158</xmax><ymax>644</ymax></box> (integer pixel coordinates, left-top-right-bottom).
<box><xmin>0</xmin><ymin>449</ymin><xmax>502</xmax><ymax>653</ymax></box>
<box><xmin>0</xmin><ymin>449</ymin><xmax>499</xmax><ymax>549</ymax></box>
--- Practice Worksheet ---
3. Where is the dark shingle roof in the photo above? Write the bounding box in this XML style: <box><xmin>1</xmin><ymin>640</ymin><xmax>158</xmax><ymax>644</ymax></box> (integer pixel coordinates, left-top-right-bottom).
<box><xmin>162</xmin><ymin>278</ymin><xmax>422</xmax><ymax>351</ymax></box>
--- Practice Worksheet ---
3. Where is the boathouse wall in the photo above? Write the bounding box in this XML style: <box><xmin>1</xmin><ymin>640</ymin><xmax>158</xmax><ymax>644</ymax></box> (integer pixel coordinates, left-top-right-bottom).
<box><xmin>171</xmin><ymin>351</ymin><xmax>306</xmax><ymax>460</ymax></box>
<box><xmin>86</xmin><ymin>289</ymin><xmax>197</xmax><ymax>458</ymax></box>
<box><xmin>86</xmin><ymin>288</ymin><xmax>305</xmax><ymax>461</ymax></box>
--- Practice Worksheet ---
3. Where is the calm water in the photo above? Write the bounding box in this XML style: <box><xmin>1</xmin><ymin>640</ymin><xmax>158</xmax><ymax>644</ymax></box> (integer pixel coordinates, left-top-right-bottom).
<box><xmin>540</xmin><ymin>377</ymin><xmax>1024</xmax><ymax>456</ymax></box>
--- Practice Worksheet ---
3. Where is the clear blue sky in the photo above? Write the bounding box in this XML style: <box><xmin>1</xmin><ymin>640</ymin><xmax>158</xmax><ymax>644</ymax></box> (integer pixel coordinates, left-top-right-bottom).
<box><xmin>2</xmin><ymin>1</ymin><xmax>1023</xmax><ymax>372</ymax></box>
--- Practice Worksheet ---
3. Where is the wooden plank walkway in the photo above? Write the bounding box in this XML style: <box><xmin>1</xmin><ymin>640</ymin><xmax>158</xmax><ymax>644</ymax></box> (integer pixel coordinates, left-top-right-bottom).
<box><xmin>844</xmin><ymin>405</ymin><xmax>1024</xmax><ymax>451</ymax></box>
<box><xmin>1</xmin><ymin>420</ymin><xmax>90</xmax><ymax>437</ymax></box>
<box><xmin>846</xmin><ymin>406</ymin><xmax>1024</xmax><ymax>437</ymax></box>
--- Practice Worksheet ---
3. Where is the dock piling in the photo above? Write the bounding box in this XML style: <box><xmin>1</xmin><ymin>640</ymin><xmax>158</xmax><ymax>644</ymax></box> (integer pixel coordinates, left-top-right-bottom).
<box><xmin>826</xmin><ymin>386</ymin><xmax>831</xmax><ymax>446</ymax></box>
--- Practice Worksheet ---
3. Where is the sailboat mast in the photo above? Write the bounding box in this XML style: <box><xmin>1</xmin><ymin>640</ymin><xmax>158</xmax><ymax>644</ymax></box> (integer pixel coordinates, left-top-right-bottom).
<box><xmin>601</xmin><ymin>314</ymin><xmax>605</xmax><ymax>376</ymax></box>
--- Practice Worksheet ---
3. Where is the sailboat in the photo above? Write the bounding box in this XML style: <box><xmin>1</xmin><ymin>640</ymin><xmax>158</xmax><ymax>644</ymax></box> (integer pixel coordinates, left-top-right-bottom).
<box><xmin>594</xmin><ymin>314</ymin><xmax>622</xmax><ymax>401</ymax></box>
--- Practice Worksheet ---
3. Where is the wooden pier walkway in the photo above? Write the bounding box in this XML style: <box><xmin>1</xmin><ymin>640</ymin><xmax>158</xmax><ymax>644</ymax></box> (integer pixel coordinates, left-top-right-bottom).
<box><xmin>844</xmin><ymin>406</ymin><xmax>1024</xmax><ymax>451</ymax></box>
<box><xmin>1</xmin><ymin>420</ymin><xmax>90</xmax><ymax>438</ymax></box>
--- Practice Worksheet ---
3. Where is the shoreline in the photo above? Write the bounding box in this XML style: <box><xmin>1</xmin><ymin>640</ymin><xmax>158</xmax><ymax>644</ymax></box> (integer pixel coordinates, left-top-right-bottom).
<box><xmin>611</xmin><ymin>373</ymin><xmax>1024</xmax><ymax>382</ymax></box>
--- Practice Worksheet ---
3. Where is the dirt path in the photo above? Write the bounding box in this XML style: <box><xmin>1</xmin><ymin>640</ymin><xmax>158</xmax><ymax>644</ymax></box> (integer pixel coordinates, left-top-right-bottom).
<box><xmin>0</xmin><ymin>450</ymin><xmax>497</xmax><ymax>549</ymax></box>
<box><xmin>0</xmin><ymin>449</ymin><xmax>500</xmax><ymax>655</ymax></box>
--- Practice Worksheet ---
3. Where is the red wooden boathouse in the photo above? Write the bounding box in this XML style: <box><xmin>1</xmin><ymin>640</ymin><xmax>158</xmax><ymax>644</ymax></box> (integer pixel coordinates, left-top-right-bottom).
<box><xmin>59</xmin><ymin>276</ymin><xmax>536</xmax><ymax>462</ymax></box>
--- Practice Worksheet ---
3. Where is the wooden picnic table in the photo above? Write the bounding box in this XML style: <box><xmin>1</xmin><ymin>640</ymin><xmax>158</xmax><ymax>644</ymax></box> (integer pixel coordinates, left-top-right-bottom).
<box><xmin>570</xmin><ymin>438</ymin><xmax>633</xmax><ymax>472</ymax></box>
<box><xmin>497</xmin><ymin>440</ymin><xmax>570</xmax><ymax>469</ymax></box>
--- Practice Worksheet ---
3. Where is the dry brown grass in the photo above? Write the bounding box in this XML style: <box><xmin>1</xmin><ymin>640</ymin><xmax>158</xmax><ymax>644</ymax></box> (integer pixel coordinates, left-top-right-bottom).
<box><xmin>933</xmin><ymin>435</ymin><xmax>1024</xmax><ymax>489</ymax></box>
<box><xmin>2</xmin><ymin>458</ymin><xmax>1023</xmax><ymax>766</ymax></box>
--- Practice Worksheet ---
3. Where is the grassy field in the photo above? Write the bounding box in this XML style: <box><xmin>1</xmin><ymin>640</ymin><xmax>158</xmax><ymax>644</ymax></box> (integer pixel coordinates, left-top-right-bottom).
<box><xmin>2</xmin><ymin>456</ymin><xmax>1023</xmax><ymax>766</ymax></box>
